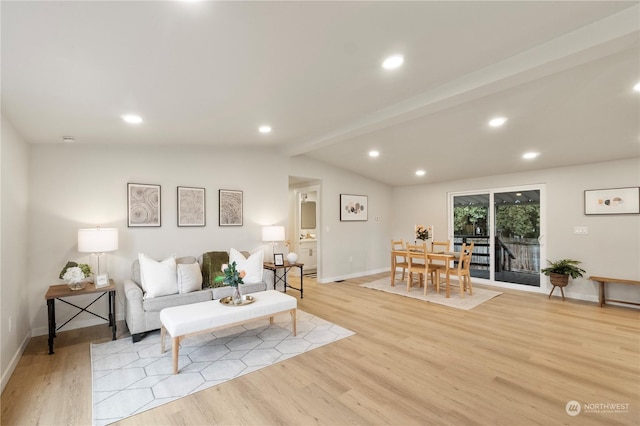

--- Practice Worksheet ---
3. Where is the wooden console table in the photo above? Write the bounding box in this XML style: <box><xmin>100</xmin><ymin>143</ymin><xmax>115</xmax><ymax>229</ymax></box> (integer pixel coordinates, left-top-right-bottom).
<box><xmin>45</xmin><ymin>280</ymin><xmax>116</xmax><ymax>354</ymax></box>
<box><xmin>589</xmin><ymin>276</ymin><xmax>640</xmax><ymax>308</ymax></box>
<box><xmin>263</xmin><ymin>261</ymin><xmax>304</xmax><ymax>298</ymax></box>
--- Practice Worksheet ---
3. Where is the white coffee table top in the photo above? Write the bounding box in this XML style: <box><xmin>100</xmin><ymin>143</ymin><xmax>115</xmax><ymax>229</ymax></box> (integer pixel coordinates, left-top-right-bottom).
<box><xmin>160</xmin><ymin>290</ymin><xmax>297</xmax><ymax>337</ymax></box>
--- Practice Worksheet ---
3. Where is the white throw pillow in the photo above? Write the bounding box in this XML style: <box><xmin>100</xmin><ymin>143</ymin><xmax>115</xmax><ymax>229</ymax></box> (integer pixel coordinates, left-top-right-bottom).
<box><xmin>138</xmin><ymin>253</ymin><xmax>178</xmax><ymax>298</ymax></box>
<box><xmin>177</xmin><ymin>262</ymin><xmax>203</xmax><ymax>293</ymax></box>
<box><xmin>229</xmin><ymin>248</ymin><xmax>264</xmax><ymax>284</ymax></box>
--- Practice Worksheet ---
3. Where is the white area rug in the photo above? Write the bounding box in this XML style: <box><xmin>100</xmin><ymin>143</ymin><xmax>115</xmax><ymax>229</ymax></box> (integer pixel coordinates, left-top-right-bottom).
<box><xmin>361</xmin><ymin>275</ymin><xmax>502</xmax><ymax>310</ymax></box>
<box><xmin>91</xmin><ymin>310</ymin><xmax>354</xmax><ymax>425</ymax></box>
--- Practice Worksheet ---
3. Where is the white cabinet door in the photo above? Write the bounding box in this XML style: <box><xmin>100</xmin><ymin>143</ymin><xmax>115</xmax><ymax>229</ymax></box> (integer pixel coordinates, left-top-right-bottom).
<box><xmin>298</xmin><ymin>241</ymin><xmax>317</xmax><ymax>271</ymax></box>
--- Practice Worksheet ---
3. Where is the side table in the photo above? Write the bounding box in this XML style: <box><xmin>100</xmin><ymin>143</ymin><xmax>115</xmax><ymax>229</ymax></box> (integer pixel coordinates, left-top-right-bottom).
<box><xmin>263</xmin><ymin>261</ymin><xmax>304</xmax><ymax>298</ymax></box>
<box><xmin>45</xmin><ymin>279</ymin><xmax>117</xmax><ymax>354</ymax></box>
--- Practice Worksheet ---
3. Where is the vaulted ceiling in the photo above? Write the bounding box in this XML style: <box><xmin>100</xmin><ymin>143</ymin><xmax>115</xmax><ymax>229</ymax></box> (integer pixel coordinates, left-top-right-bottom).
<box><xmin>2</xmin><ymin>1</ymin><xmax>639</xmax><ymax>186</ymax></box>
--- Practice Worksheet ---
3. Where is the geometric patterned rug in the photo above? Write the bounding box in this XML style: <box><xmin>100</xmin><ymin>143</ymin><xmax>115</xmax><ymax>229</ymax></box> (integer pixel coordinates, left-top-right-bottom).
<box><xmin>91</xmin><ymin>310</ymin><xmax>354</xmax><ymax>425</ymax></box>
<box><xmin>361</xmin><ymin>275</ymin><xmax>502</xmax><ymax>311</ymax></box>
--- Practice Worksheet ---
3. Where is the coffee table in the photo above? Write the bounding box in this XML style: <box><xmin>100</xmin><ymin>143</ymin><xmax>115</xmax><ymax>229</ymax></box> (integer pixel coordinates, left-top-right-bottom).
<box><xmin>160</xmin><ymin>290</ymin><xmax>297</xmax><ymax>374</ymax></box>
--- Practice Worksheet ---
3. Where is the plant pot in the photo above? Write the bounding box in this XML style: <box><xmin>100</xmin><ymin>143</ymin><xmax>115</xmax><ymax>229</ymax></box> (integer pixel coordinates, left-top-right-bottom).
<box><xmin>549</xmin><ymin>273</ymin><xmax>569</xmax><ymax>287</ymax></box>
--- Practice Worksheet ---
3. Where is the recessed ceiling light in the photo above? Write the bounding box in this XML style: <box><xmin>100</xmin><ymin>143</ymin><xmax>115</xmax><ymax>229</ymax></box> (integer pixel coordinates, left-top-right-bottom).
<box><xmin>369</xmin><ymin>150</ymin><xmax>380</xmax><ymax>158</ymax></box>
<box><xmin>382</xmin><ymin>54</ymin><xmax>404</xmax><ymax>70</ymax></box>
<box><xmin>121</xmin><ymin>114</ymin><xmax>142</xmax><ymax>124</ymax></box>
<box><xmin>489</xmin><ymin>117</ymin><xmax>507</xmax><ymax>127</ymax></box>
<box><xmin>415</xmin><ymin>169</ymin><xmax>426</xmax><ymax>176</ymax></box>
<box><xmin>62</xmin><ymin>136</ymin><xmax>75</xmax><ymax>143</ymax></box>
<box><xmin>634</xmin><ymin>82</ymin><xmax>640</xmax><ymax>92</ymax></box>
<box><xmin>522</xmin><ymin>152</ymin><xmax>539</xmax><ymax>160</ymax></box>
<box><xmin>259</xmin><ymin>125</ymin><xmax>272</xmax><ymax>134</ymax></box>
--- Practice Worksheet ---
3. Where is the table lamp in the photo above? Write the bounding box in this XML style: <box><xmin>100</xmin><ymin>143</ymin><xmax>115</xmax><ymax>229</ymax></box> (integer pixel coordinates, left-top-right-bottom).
<box><xmin>262</xmin><ymin>225</ymin><xmax>285</xmax><ymax>262</ymax></box>
<box><xmin>78</xmin><ymin>227</ymin><xmax>118</xmax><ymax>287</ymax></box>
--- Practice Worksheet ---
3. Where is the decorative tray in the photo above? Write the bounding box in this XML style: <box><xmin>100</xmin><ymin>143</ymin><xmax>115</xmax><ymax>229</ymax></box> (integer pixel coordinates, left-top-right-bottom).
<box><xmin>219</xmin><ymin>295</ymin><xmax>255</xmax><ymax>306</ymax></box>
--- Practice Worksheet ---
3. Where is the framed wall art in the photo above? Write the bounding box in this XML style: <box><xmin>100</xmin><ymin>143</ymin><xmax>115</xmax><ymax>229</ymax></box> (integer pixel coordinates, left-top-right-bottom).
<box><xmin>128</xmin><ymin>183</ymin><xmax>161</xmax><ymax>227</ymax></box>
<box><xmin>177</xmin><ymin>186</ymin><xmax>205</xmax><ymax>227</ymax></box>
<box><xmin>340</xmin><ymin>194</ymin><xmax>368</xmax><ymax>221</ymax></box>
<box><xmin>585</xmin><ymin>187</ymin><xmax>640</xmax><ymax>215</ymax></box>
<box><xmin>219</xmin><ymin>189</ymin><xmax>243</xmax><ymax>226</ymax></box>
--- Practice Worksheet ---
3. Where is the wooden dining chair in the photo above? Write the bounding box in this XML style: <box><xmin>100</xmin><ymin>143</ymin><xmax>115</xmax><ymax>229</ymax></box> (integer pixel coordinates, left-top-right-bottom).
<box><xmin>391</xmin><ymin>239</ymin><xmax>408</xmax><ymax>286</ymax></box>
<box><xmin>428</xmin><ymin>239</ymin><xmax>451</xmax><ymax>292</ymax></box>
<box><xmin>445</xmin><ymin>242</ymin><xmax>475</xmax><ymax>298</ymax></box>
<box><xmin>406</xmin><ymin>241</ymin><xmax>429</xmax><ymax>293</ymax></box>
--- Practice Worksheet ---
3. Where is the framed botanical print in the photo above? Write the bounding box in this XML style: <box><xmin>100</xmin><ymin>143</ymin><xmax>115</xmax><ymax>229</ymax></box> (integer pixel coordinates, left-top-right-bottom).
<box><xmin>128</xmin><ymin>183</ymin><xmax>161</xmax><ymax>227</ymax></box>
<box><xmin>219</xmin><ymin>189</ymin><xmax>243</xmax><ymax>226</ymax></box>
<box><xmin>177</xmin><ymin>186</ymin><xmax>205</xmax><ymax>227</ymax></box>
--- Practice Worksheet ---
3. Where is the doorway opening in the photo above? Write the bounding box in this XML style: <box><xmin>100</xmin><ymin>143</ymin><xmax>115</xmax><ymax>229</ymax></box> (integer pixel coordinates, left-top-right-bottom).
<box><xmin>289</xmin><ymin>177</ymin><xmax>321</xmax><ymax>278</ymax></box>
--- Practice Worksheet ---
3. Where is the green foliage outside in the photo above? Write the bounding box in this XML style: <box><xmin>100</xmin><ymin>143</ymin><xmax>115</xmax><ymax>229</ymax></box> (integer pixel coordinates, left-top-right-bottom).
<box><xmin>454</xmin><ymin>204</ymin><xmax>540</xmax><ymax>238</ymax></box>
<box><xmin>495</xmin><ymin>204</ymin><xmax>539</xmax><ymax>238</ymax></box>
<box><xmin>453</xmin><ymin>206</ymin><xmax>487</xmax><ymax>234</ymax></box>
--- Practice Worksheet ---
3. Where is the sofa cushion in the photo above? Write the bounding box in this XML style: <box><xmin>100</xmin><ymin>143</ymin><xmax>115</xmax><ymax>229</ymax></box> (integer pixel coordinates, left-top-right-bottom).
<box><xmin>142</xmin><ymin>289</ymin><xmax>212</xmax><ymax>312</ymax></box>
<box><xmin>139</xmin><ymin>253</ymin><xmax>178</xmax><ymax>298</ymax></box>
<box><xmin>177</xmin><ymin>262</ymin><xmax>203</xmax><ymax>293</ymax></box>
<box><xmin>230</xmin><ymin>248</ymin><xmax>264</xmax><ymax>284</ymax></box>
<box><xmin>132</xmin><ymin>256</ymin><xmax>196</xmax><ymax>285</ymax></box>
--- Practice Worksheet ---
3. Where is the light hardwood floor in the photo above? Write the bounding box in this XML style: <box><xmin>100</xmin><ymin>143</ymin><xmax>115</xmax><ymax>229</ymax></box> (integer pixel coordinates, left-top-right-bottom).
<box><xmin>2</xmin><ymin>273</ymin><xmax>639</xmax><ymax>425</ymax></box>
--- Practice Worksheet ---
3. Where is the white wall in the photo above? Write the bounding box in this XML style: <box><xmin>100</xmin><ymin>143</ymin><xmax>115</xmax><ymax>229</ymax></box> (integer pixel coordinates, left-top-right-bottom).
<box><xmin>28</xmin><ymin>143</ymin><xmax>289</xmax><ymax>336</ymax></box>
<box><xmin>1</xmin><ymin>115</ymin><xmax>31</xmax><ymax>391</ymax></box>
<box><xmin>392</xmin><ymin>158</ymin><xmax>640</xmax><ymax>304</ymax></box>
<box><xmin>290</xmin><ymin>155</ymin><xmax>393</xmax><ymax>282</ymax></box>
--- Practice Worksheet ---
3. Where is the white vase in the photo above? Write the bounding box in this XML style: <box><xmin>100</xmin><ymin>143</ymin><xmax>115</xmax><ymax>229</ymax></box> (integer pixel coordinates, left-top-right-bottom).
<box><xmin>287</xmin><ymin>252</ymin><xmax>298</xmax><ymax>264</ymax></box>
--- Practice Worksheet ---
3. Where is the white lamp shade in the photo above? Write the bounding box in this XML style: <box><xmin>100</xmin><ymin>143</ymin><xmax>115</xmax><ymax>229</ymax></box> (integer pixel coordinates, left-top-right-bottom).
<box><xmin>78</xmin><ymin>228</ymin><xmax>118</xmax><ymax>253</ymax></box>
<box><xmin>262</xmin><ymin>225</ymin><xmax>285</xmax><ymax>242</ymax></box>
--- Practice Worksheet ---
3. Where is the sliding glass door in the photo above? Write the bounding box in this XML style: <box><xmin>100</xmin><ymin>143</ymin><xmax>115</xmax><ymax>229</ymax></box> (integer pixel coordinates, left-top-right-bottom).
<box><xmin>450</xmin><ymin>186</ymin><xmax>543</xmax><ymax>287</ymax></box>
<box><xmin>452</xmin><ymin>193</ymin><xmax>490</xmax><ymax>280</ymax></box>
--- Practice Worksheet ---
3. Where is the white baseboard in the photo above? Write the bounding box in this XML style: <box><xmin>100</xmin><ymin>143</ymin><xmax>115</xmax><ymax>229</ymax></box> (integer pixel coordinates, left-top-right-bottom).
<box><xmin>1</xmin><ymin>330</ymin><xmax>31</xmax><ymax>394</ymax></box>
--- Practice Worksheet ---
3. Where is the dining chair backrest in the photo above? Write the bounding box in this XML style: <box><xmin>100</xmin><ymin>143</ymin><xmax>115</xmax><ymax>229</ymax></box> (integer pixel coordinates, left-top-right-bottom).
<box><xmin>457</xmin><ymin>242</ymin><xmax>475</xmax><ymax>273</ymax></box>
<box><xmin>392</xmin><ymin>239</ymin><xmax>406</xmax><ymax>253</ymax></box>
<box><xmin>431</xmin><ymin>240</ymin><xmax>450</xmax><ymax>253</ymax></box>
<box><xmin>406</xmin><ymin>241</ymin><xmax>427</xmax><ymax>255</ymax></box>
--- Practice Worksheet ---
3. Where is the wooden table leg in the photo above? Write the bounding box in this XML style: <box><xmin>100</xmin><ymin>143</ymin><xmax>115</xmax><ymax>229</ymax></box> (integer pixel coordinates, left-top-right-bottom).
<box><xmin>599</xmin><ymin>281</ymin><xmax>605</xmax><ymax>307</ymax></box>
<box><xmin>172</xmin><ymin>337</ymin><xmax>180</xmax><ymax>374</ymax></box>
<box><xmin>291</xmin><ymin>309</ymin><xmax>297</xmax><ymax>336</ymax></box>
<box><xmin>391</xmin><ymin>252</ymin><xmax>396</xmax><ymax>286</ymax></box>
<box><xmin>160</xmin><ymin>326</ymin><xmax>166</xmax><ymax>353</ymax></box>
<box><xmin>445</xmin><ymin>264</ymin><xmax>451</xmax><ymax>298</ymax></box>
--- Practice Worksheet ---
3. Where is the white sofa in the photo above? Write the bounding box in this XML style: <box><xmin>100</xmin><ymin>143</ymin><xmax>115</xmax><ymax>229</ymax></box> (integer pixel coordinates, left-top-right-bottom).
<box><xmin>124</xmin><ymin>253</ymin><xmax>268</xmax><ymax>342</ymax></box>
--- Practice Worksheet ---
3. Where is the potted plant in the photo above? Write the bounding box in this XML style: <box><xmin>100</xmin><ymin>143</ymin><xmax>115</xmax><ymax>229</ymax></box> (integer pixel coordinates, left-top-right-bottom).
<box><xmin>541</xmin><ymin>259</ymin><xmax>586</xmax><ymax>287</ymax></box>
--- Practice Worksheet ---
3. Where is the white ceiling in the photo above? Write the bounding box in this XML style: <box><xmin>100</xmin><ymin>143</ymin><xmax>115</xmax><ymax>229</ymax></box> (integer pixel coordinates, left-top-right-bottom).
<box><xmin>2</xmin><ymin>1</ymin><xmax>639</xmax><ymax>186</ymax></box>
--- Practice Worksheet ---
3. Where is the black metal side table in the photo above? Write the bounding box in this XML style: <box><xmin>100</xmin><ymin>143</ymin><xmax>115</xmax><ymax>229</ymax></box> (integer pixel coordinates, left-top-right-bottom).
<box><xmin>263</xmin><ymin>261</ymin><xmax>304</xmax><ymax>298</ymax></box>
<box><xmin>45</xmin><ymin>279</ymin><xmax>116</xmax><ymax>354</ymax></box>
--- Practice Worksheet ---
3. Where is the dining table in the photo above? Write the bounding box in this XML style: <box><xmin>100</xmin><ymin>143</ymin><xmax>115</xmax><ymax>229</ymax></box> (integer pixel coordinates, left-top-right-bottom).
<box><xmin>391</xmin><ymin>247</ymin><xmax>460</xmax><ymax>298</ymax></box>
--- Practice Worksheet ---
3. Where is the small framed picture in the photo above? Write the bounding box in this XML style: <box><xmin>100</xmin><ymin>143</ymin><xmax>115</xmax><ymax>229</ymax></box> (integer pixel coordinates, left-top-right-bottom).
<box><xmin>274</xmin><ymin>253</ymin><xmax>284</xmax><ymax>266</ymax></box>
<box><xmin>95</xmin><ymin>274</ymin><xmax>110</xmax><ymax>288</ymax></box>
